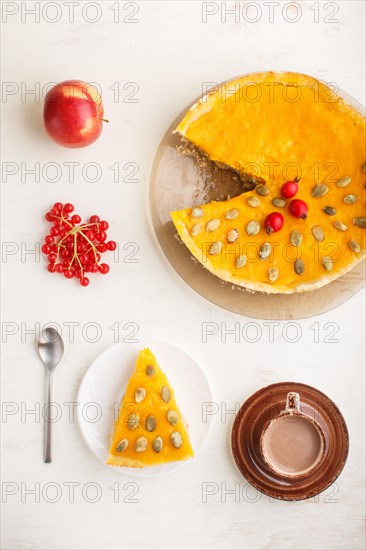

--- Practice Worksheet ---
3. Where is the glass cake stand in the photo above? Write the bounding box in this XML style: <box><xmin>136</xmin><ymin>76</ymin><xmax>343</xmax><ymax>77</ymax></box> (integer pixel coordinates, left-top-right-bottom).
<box><xmin>148</xmin><ymin>76</ymin><xmax>365</xmax><ymax>320</ymax></box>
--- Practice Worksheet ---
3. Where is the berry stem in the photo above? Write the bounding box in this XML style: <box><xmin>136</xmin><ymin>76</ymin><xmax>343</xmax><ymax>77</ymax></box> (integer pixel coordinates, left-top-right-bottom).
<box><xmin>78</xmin><ymin>222</ymin><xmax>99</xmax><ymax>230</ymax></box>
<box><xmin>68</xmin><ymin>232</ymin><xmax>84</xmax><ymax>274</ymax></box>
<box><xmin>78</xmin><ymin>229</ymin><xmax>99</xmax><ymax>263</ymax></box>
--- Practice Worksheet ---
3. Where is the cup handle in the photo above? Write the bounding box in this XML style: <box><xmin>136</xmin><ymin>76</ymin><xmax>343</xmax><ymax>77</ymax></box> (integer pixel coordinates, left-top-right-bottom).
<box><xmin>285</xmin><ymin>392</ymin><xmax>301</xmax><ymax>413</ymax></box>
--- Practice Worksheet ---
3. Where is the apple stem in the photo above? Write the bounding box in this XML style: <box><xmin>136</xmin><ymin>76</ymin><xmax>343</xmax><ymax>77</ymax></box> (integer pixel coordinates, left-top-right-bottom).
<box><xmin>99</xmin><ymin>117</ymin><xmax>109</xmax><ymax>123</ymax></box>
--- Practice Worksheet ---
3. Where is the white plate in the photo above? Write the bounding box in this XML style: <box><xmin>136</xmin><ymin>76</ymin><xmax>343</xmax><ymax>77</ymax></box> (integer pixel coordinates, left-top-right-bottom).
<box><xmin>77</xmin><ymin>338</ymin><xmax>213</xmax><ymax>477</ymax></box>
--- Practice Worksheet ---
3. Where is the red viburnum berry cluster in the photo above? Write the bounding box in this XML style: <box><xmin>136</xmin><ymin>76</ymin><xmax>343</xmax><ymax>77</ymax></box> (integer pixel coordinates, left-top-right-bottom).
<box><xmin>42</xmin><ymin>202</ymin><xmax>116</xmax><ymax>286</ymax></box>
<box><xmin>264</xmin><ymin>179</ymin><xmax>309</xmax><ymax>234</ymax></box>
<box><xmin>282</xmin><ymin>179</ymin><xmax>308</xmax><ymax>220</ymax></box>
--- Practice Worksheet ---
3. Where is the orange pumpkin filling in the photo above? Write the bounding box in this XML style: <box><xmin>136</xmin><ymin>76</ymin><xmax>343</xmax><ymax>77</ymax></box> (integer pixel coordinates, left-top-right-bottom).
<box><xmin>107</xmin><ymin>348</ymin><xmax>194</xmax><ymax>468</ymax></box>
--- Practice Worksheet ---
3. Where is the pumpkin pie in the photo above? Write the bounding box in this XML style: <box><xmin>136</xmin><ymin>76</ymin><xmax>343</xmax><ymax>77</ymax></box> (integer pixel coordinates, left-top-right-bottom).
<box><xmin>107</xmin><ymin>348</ymin><xmax>194</xmax><ymax>467</ymax></box>
<box><xmin>171</xmin><ymin>72</ymin><xmax>366</xmax><ymax>293</ymax></box>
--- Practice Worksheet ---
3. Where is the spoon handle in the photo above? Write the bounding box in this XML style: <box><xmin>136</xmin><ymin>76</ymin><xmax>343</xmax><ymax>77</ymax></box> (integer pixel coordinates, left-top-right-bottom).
<box><xmin>44</xmin><ymin>370</ymin><xmax>54</xmax><ymax>463</ymax></box>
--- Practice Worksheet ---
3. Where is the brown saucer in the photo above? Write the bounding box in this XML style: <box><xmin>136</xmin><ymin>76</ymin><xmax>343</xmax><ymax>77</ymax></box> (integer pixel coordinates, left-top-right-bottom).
<box><xmin>231</xmin><ymin>382</ymin><xmax>349</xmax><ymax>501</ymax></box>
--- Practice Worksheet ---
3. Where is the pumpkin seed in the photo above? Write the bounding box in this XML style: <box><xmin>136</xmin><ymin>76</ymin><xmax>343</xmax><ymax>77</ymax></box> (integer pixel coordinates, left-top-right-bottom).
<box><xmin>146</xmin><ymin>364</ymin><xmax>155</xmax><ymax>377</ymax></box>
<box><xmin>290</xmin><ymin>230</ymin><xmax>303</xmax><ymax>247</ymax></box>
<box><xmin>235</xmin><ymin>255</ymin><xmax>247</xmax><ymax>268</ymax></box>
<box><xmin>272</xmin><ymin>197</ymin><xmax>286</xmax><ymax>208</ymax></box>
<box><xmin>348</xmin><ymin>239</ymin><xmax>361</xmax><ymax>253</ymax></box>
<box><xmin>294</xmin><ymin>259</ymin><xmax>304</xmax><ymax>276</ymax></box>
<box><xmin>333</xmin><ymin>220</ymin><xmax>348</xmax><ymax>232</ymax></box>
<box><xmin>246</xmin><ymin>196</ymin><xmax>260</xmax><ymax>208</ymax></box>
<box><xmin>209</xmin><ymin>241</ymin><xmax>222</xmax><ymax>255</ymax></box>
<box><xmin>322</xmin><ymin>256</ymin><xmax>333</xmax><ymax>272</ymax></box>
<box><xmin>312</xmin><ymin>184</ymin><xmax>329</xmax><ymax>198</ymax></box>
<box><xmin>135</xmin><ymin>387</ymin><xmax>146</xmax><ymax>403</ymax></box>
<box><xmin>128</xmin><ymin>414</ymin><xmax>140</xmax><ymax>430</ymax></box>
<box><xmin>324</xmin><ymin>206</ymin><xmax>336</xmax><ymax>216</ymax></box>
<box><xmin>116</xmin><ymin>439</ymin><xmax>128</xmax><ymax>452</ymax></box>
<box><xmin>161</xmin><ymin>386</ymin><xmax>171</xmax><ymax>403</ymax></box>
<box><xmin>259</xmin><ymin>242</ymin><xmax>271</xmax><ymax>260</ymax></box>
<box><xmin>167</xmin><ymin>409</ymin><xmax>179</xmax><ymax>426</ymax></box>
<box><xmin>336</xmin><ymin>176</ymin><xmax>351</xmax><ymax>188</ymax></box>
<box><xmin>152</xmin><ymin>436</ymin><xmax>163</xmax><ymax>453</ymax></box>
<box><xmin>353</xmin><ymin>217</ymin><xmax>366</xmax><ymax>228</ymax></box>
<box><xmin>135</xmin><ymin>437</ymin><xmax>148</xmax><ymax>453</ymax></box>
<box><xmin>268</xmin><ymin>267</ymin><xmax>279</xmax><ymax>282</ymax></box>
<box><xmin>191</xmin><ymin>224</ymin><xmax>202</xmax><ymax>236</ymax></box>
<box><xmin>206</xmin><ymin>218</ymin><xmax>220</xmax><ymax>232</ymax></box>
<box><xmin>145</xmin><ymin>415</ymin><xmax>156</xmax><ymax>432</ymax></box>
<box><xmin>225</xmin><ymin>208</ymin><xmax>240</xmax><ymax>220</ymax></box>
<box><xmin>255</xmin><ymin>185</ymin><xmax>269</xmax><ymax>197</ymax></box>
<box><xmin>344</xmin><ymin>194</ymin><xmax>357</xmax><ymax>205</ymax></box>
<box><xmin>311</xmin><ymin>225</ymin><xmax>324</xmax><ymax>242</ymax></box>
<box><xmin>170</xmin><ymin>432</ymin><xmax>182</xmax><ymax>449</ymax></box>
<box><xmin>246</xmin><ymin>220</ymin><xmax>260</xmax><ymax>236</ymax></box>
<box><xmin>227</xmin><ymin>228</ymin><xmax>239</xmax><ymax>243</ymax></box>
<box><xmin>192</xmin><ymin>207</ymin><xmax>203</xmax><ymax>218</ymax></box>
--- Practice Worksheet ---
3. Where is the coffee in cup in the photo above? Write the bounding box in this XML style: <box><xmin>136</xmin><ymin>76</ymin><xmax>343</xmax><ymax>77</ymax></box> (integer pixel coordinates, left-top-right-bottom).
<box><xmin>260</xmin><ymin>392</ymin><xmax>325</xmax><ymax>477</ymax></box>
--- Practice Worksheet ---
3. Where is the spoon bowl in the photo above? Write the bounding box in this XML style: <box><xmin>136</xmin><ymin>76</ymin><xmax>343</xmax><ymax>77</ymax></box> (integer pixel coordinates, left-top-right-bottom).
<box><xmin>38</xmin><ymin>327</ymin><xmax>64</xmax><ymax>370</ymax></box>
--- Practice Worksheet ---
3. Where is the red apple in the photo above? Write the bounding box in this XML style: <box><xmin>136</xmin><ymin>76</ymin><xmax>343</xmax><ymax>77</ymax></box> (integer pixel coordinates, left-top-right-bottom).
<box><xmin>43</xmin><ymin>80</ymin><xmax>106</xmax><ymax>148</ymax></box>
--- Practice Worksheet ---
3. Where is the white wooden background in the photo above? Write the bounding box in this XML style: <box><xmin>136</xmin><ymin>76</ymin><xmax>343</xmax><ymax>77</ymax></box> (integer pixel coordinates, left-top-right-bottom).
<box><xmin>1</xmin><ymin>1</ymin><xmax>365</xmax><ymax>549</ymax></box>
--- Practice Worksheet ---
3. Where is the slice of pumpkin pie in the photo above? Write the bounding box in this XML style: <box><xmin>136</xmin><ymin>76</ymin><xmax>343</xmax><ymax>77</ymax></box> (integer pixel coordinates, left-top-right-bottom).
<box><xmin>107</xmin><ymin>348</ymin><xmax>194</xmax><ymax>468</ymax></box>
<box><xmin>172</xmin><ymin>71</ymin><xmax>365</xmax><ymax>294</ymax></box>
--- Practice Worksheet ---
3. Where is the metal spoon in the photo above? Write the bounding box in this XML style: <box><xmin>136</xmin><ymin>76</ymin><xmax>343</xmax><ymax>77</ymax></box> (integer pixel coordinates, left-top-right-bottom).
<box><xmin>37</xmin><ymin>326</ymin><xmax>64</xmax><ymax>463</ymax></box>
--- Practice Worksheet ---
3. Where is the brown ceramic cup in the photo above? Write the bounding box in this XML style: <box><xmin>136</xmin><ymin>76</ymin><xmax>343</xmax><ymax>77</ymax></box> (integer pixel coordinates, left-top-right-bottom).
<box><xmin>231</xmin><ymin>382</ymin><xmax>349</xmax><ymax>501</ymax></box>
<box><xmin>260</xmin><ymin>392</ymin><xmax>327</xmax><ymax>479</ymax></box>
